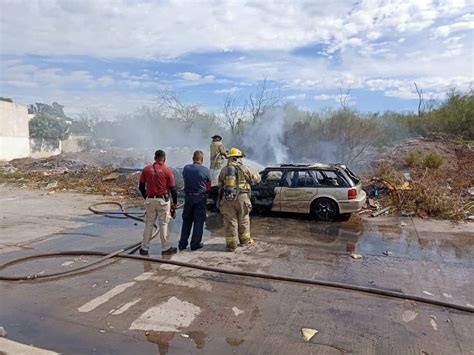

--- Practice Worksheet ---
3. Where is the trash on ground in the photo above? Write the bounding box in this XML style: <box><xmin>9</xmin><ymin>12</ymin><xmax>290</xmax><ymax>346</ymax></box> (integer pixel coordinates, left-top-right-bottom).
<box><xmin>99</xmin><ymin>329</ymin><xmax>106</xmax><ymax>333</ymax></box>
<box><xmin>102</xmin><ymin>172</ymin><xmax>120</xmax><ymax>181</ymax></box>
<box><xmin>401</xmin><ymin>310</ymin><xmax>418</xmax><ymax>323</ymax></box>
<box><xmin>423</xmin><ymin>291</ymin><xmax>434</xmax><ymax>296</ymax></box>
<box><xmin>382</xmin><ymin>250</ymin><xmax>392</xmax><ymax>256</ymax></box>
<box><xmin>417</xmin><ymin>210</ymin><xmax>429</xmax><ymax>219</ymax></box>
<box><xmin>367</xmin><ymin>198</ymin><xmax>380</xmax><ymax>209</ymax></box>
<box><xmin>371</xmin><ymin>207</ymin><xmax>391</xmax><ymax>217</ymax></box>
<box><xmin>350</xmin><ymin>253</ymin><xmax>362</xmax><ymax>259</ymax></box>
<box><xmin>0</xmin><ymin>326</ymin><xmax>7</xmax><ymax>337</ymax></box>
<box><xmin>181</xmin><ymin>334</ymin><xmax>190</xmax><ymax>338</ymax></box>
<box><xmin>46</xmin><ymin>181</ymin><xmax>58</xmax><ymax>189</ymax></box>
<box><xmin>301</xmin><ymin>327</ymin><xmax>318</xmax><ymax>342</ymax></box>
<box><xmin>232</xmin><ymin>307</ymin><xmax>244</xmax><ymax>316</ymax></box>
<box><xmin>430</xmin><ymin>318</ymin><xmax>438</xmax><ymax>331</ymax></box>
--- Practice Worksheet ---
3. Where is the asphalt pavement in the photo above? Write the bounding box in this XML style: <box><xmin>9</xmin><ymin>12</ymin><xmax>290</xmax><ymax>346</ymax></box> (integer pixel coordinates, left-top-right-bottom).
<box><xmin>0</xmin><ymin>185</ymin><xmax>473</xmax><ymax>354</ymax></box>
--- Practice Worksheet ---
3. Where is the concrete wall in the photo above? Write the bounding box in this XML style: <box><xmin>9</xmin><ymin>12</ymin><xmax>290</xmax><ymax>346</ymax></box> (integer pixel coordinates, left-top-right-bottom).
<box><xmin>29</xmin><ymin>138</ymin><xmax>61</xmax><ymax>158</ymax></box>
<box><xmin>61</xmin><ymin>135</ymin><xmax>92</xmax><ymax>153</ymax></box>
<box><xmin>0</xmin><ymin>101</ymin><xmax>30</xmax><ymax>160</ymax></box>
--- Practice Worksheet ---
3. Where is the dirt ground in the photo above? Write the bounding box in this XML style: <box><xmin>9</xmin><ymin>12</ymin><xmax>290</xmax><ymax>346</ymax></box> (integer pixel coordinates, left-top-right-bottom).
<box><xmin>0</xmin><ymin>185</ymin><xmax>473</xmax><ymax>354</ymax></box>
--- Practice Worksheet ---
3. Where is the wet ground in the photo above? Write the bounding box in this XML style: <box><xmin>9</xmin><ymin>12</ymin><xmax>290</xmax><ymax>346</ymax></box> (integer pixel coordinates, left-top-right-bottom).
<box><xmin>0</xmin><ymin>185</ymin><xmax>473</xmax><ymax>354</ymax></box>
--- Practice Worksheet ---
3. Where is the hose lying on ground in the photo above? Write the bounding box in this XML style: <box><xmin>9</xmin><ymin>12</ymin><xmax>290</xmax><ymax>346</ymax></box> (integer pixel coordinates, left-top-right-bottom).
<box><xmin>0</xmin><ymin>202</ymin><xmax>473</xmax><ymax>314</ymax></box>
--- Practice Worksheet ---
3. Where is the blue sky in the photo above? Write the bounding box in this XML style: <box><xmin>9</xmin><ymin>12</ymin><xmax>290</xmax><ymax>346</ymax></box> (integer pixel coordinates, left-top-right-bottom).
<box><xmin>0</xmin><ymin>0</ymin><xmax>473</xmax><ymax>117</ymax></box>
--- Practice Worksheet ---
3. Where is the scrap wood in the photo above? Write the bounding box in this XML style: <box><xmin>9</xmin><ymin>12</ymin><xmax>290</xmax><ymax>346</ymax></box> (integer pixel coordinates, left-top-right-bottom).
<box><xmin>371</xmin><ymin>207</ymin><xmax>391</xmax><ymax>217</ymax></box>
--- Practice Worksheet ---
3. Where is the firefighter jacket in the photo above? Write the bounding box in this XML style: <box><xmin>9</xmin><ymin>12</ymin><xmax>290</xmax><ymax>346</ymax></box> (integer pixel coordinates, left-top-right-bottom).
<box><xmin>210</xmin><ymin>141</ymin><xmax>227</xmax><ymax>170</ymax></box>
<box><xmin>218</xmin><ymin>159</ymin><xmax>261</xmax><ymax>192</ymax></box>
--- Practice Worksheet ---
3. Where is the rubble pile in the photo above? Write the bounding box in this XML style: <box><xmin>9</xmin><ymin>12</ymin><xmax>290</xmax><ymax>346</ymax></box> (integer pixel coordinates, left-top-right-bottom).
<box><xmin>365</xmin><ymin>139</ymin><xmax>474</xmax><ymax>221</ymax></box>
<box><xmin>0</xmin><ymin>148</ymin><xmax>187</xmax><ymax>199</ymax></box>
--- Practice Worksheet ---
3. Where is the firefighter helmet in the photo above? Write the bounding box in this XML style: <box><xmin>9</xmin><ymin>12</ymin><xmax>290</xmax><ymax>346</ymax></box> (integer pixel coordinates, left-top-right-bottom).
<box><xmin>227</xmin><ymin>147</ymin><xmax>243</xmax><ymax>158</ymax></box>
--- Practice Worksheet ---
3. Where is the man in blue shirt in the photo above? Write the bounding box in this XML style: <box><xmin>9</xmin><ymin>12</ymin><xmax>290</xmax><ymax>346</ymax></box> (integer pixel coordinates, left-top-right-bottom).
<box><xmin>179</xmin><ymin>150</ymin><xmax>212</xmax><ymax>251</ymax></box>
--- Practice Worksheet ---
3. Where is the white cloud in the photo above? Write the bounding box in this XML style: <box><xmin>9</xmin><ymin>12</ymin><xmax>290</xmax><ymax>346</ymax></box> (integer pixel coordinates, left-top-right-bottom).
<box><xmin>1</xmin><ymin>1</ymin><xmax>470</xmax><ymax>59</ymax></box>
<box><xmin>175</xmin><ymin>72</ymin><xmax>216</xmax><ymax>86</ymax></box>
<box><xmin>286</xmin><ymin>94</ymin><xmax>306</xmax><ymax>101</ymax></box>
<box><xmin>314</xmin><ymin>94</ymin><xmax>340</xmax><ymax>102</ymax></box>
<box><xmin>214</xmin><ymin>87</ymin><xmax>241</xmax><ymax>94</ymax></box>
<box><xmin>432</xmin><ymin>19</ymin><xmax>474</xmax><ymax>38</ymax></box>
<box><xmin>0</xmin><ymin>0</ymin><xmax>472</xmax><ymax>111</ymax></box>
<box><xmin>1</xmin><ymin>59</ymin><xmax>163</xmax><ymax>91</ymax></box>
<box><xmin>177</xmin><ymin>72</ymin><xmax>203</xmax><ymax>81</ymax></box>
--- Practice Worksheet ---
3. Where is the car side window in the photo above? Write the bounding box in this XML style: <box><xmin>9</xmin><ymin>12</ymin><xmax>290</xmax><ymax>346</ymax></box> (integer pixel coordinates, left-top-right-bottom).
<box><xmin>284</xmin><ymin>170</ymin><xmax>299</xmax><ymax>187</ymax></box>
<box><xmin>304</xmin><ymin>170</ymin><xmax>319</xmax><ymax>187</ymax></box>
<box><xmin>283</xmin><ymin>170</ymin><xmax>318</xmax><ymax>188</ymax></box>
<box><xmin>262</xmin><ymin>170</ymin><xmax>283</xmax><ymax>187</ymax></box>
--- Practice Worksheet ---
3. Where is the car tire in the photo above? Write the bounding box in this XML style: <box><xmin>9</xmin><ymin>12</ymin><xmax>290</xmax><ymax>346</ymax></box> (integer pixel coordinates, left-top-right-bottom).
<box><xmin>311</xmin><ymin>198</ymin><xmax>339</xmax><ymax>221</ymax></box>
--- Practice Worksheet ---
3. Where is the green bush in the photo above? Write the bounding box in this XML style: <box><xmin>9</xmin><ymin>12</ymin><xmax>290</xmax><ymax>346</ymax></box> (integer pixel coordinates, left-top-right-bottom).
<box><xmin>29</xmin><ymin>113</ymin><xmax>70</xmax><ymax>140</ymax></box>
<box><xmin>423</xmin><ymin>152</ymin><xmax>444</xmax><ymax>169</ymax></box>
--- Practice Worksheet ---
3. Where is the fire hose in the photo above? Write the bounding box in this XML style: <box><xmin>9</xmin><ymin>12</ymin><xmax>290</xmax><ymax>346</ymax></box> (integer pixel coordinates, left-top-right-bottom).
<box><xmin>0</xmin><ymin>202</ymin><xmax>472</xmax><ymax>314</ymax></box>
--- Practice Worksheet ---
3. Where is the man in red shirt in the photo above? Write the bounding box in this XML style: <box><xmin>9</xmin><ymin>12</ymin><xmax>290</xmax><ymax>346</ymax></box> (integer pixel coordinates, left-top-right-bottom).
<box><xmin>138</xmin><ymin>150</ymin><xmax>178</xmax><ymax>256</ymax></box>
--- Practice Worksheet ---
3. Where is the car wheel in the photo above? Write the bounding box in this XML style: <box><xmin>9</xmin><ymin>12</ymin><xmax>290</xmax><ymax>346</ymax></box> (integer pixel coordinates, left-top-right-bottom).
<box><xmin>312</xmin><ymin>198</ymin><xmax>339</xmax><ymax>221</ymax></box>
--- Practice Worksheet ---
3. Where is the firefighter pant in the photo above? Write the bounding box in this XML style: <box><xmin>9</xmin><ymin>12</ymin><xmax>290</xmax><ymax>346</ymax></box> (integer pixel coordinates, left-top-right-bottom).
<box><xmin>219</xmin><ymin>193</ymin><xmax>253</xmax><ymax>248</ymax></box>
<box><xmin>142</xmin><ymin>198</ymin><xmax>172</xmax><ymax>251</ymax></box>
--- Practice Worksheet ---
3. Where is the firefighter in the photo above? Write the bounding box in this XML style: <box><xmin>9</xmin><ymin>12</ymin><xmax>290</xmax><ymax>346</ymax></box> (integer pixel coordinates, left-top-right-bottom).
<box><xmin>210</xmin><ymin>135</ymin><xmax>227</xmax><ymax>171</ymax></box>
<box><xmin>218</xmin><ymin>147</ymin><xmax>261</xmax><ymax>252</ymax></box>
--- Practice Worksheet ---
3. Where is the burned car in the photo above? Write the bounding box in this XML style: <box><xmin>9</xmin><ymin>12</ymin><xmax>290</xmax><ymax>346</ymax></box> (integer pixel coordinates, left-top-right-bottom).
<box><xmin>210</xmin><ymin>163</ymin><xmax>366</xmax><ymax>221</ymax></box>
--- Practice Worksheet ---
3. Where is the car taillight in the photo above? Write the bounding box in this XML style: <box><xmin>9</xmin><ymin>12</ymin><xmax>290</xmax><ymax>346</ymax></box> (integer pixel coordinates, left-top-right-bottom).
<box><xmin>348</xmin><ymin>188</ymin><xmax>357</xmax><ymax>200</ymax></box>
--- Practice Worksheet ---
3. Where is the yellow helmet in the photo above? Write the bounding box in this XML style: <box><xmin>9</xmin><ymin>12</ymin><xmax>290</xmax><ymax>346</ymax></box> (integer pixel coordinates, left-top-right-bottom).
<box><xmin>227</xmin><ymin>147</ymin><xmax>243</xmax><ymax>158</ymax></box>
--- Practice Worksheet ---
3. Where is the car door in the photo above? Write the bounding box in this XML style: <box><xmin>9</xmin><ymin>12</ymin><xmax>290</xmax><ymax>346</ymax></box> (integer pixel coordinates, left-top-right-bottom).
<box><xmin>280</xmin><ymin>170</ymin><xmax>318</xmax><ymax>213</ymax></box>
<box><xmin>252</xmin><ymin>169</ymin><xmax>284</xmax><ymax>212</ymax></box>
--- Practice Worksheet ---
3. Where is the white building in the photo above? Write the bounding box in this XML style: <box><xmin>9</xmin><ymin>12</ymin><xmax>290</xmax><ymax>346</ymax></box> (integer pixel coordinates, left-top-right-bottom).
<box><xmin>0</xmin><ymin>100</ymin><xmax>30</xmax><ymax>160</ymax></box>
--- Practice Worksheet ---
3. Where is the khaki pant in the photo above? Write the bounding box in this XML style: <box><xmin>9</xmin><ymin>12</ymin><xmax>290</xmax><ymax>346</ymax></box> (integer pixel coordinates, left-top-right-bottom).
<box><xmin>142</xmin><ymin>198</ymin><xmax>171</xmax><ymax>251</ymax></box>
<box><xmin>219</xmin><ymin>193</ymin><xmax>253</xmax><ymax>249</ymax></box>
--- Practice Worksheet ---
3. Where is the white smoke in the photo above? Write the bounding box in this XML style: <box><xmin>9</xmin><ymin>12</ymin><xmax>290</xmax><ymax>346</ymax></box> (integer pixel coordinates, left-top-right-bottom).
<box><xmin>242</xmin><ymin>108</ymin><xmax>289</xmax><ymax>165</ymax></box>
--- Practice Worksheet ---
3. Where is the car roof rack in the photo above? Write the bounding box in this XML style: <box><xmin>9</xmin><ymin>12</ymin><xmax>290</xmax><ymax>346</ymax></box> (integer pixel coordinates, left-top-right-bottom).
<box><xmin>279</xmin><ymin>163</ymin><xmax>310</xmax><ymax>167</ymax></box>
<box><xmin>265</xmin><ymin>163</ymin><xmax>348</xmax><ymax>170</ymax></box>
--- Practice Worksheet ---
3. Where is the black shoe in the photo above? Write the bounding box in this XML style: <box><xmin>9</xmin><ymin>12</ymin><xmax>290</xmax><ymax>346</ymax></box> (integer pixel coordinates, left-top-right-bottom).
<box><xmin>190</xmin><ymin>242</ymin><xmax>204</xmax><ymax>251</ymax></box>
<box><xmin>139</xmin><ymin>248</ymin><xmax>149</xmax><ymax>256</ymax></box>
<box><xmin>178</xmin><ymin>245</ymin><xmax>187</xmax><ymax>251</ymax></box>
<box><xmin>162</xmin><ymin>247</ymin><xmax>177</xmax><ymax>255</ymax></box>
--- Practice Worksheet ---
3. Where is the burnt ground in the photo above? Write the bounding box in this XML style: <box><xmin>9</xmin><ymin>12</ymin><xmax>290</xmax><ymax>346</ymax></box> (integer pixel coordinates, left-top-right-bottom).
<box><xmin>0</xmin><ymin>185</ymin><xmax>473</xmax><ymax>354</ymax></box>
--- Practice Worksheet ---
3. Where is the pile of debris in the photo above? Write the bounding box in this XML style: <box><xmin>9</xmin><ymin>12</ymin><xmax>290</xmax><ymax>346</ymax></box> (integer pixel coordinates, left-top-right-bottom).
<box><xmin>0</xmin><ymin>150</ymin><xmax>186</xmax><ymax>199</ymax></box>
<box><xmin>364</xmin><ymin>139</ymin><xmax>474</xmax><ymax>221</ymax></box>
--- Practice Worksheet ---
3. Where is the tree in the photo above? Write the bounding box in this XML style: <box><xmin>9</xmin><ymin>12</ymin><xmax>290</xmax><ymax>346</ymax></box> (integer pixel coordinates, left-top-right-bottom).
<box><xmin>339</xmin><ymin>87</ymin><xmax>351</xmax><ymax>111</ymax></box>
<box><xmin>414</xmin><ymin>82</ymin><xmax>425</xmax><ymax>118</ymax></box>
<box><xmin>246</xmin><ymin>78</ymin><xmax>282</xmax><ymax>124</ymax></box>
<box><xmin>29</xmin><ymin>113</ymin><xmax>70</xmax><ymax>140</ymax></box>
<box><xmin>222</xmin><ymin>95</ymin><xmax>245</xmax><ymax>137</ymax></box>
<box><xmin>156</xmin><ymin>91</ymin><xmax>200</xmax><ymax>126</ymax></box>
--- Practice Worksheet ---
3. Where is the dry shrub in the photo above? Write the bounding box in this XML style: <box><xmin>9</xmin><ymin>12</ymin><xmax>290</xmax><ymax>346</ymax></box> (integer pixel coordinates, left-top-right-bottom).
<box><xmin>405</xmin><ymin>150</ymin><xmax>423</xmax><ymax>168</ymax></box>
<box><xmin>423</xmin><ymin>152</ymin><xmax>444</xmax><ymax>169</ymax></box>
<box><xmin>376</xmin><ymin>162</ymin><xmax>404</xmax><ymax>185</ymax></box>
<box><xmin>393</xmin><ymin>175</ymin><xmax>464</xmax><ymax>220</ymax></box>
<box><xmin>405</xmin><ymin>150</ymin><xmax>444</xmax><ymax>169</ymax></box>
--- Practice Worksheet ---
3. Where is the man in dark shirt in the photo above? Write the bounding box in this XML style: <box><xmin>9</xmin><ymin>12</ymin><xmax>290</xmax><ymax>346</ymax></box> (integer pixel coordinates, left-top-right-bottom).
<box><xmin>178</xmin><ymin>150</ymin><xmax>211</xmax><ymax>251</ymax></box>
<box><xmin>138</xmin><ymin>150</ymin><xmax>178</xmax><ymax>256</ymax></box>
